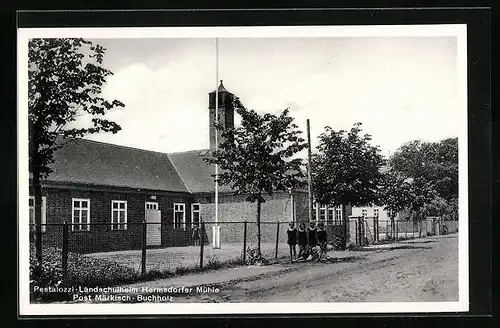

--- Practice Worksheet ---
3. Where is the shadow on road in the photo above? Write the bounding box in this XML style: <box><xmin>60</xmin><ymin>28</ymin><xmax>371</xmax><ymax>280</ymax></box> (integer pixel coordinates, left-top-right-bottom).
<box><xmin>351</xmin><ymin>245</ymin><xmax>432</xmax><ymax>252</ymax></box>
<box><xmin>399</xmin><ymin>239</ymin><xmax>437</xmax><ymax>244</ymax></box>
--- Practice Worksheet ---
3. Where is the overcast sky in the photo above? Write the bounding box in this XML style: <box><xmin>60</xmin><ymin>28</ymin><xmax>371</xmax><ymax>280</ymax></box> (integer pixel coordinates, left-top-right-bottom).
<box><xmin>76</xmin><ymin>36</ymin><xmax>459</xmax><ymax>157</ymax></box>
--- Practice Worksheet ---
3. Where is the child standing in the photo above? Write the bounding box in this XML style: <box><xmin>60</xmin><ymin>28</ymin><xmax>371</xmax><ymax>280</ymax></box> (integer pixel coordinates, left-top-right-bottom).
<box><xmin>286</xmin><ymin>222</ymin><xmax>297</xmax><ymax>260</ymax></box>
<box><xmin>297</xmin><ymin>222</ymin><xmax>307</xmax><ymax>259</ymax></box>
<box><xmin>192</xmin><ymin>226</ymin><xmax>200</xmax><ymax>246</ymax></box>
<box><xmin>308</xmin><ymin>221</ymin><xmax>318</xmax><ymax>248</ymax></box>
<box><xmin>317</xmin><ymin>222</ymin><xmax>328</xmax><ymax>256</ymax></box>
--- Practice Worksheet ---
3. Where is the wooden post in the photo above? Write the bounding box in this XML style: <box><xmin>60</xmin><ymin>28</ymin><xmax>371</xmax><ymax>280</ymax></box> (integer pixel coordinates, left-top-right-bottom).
<box><xmin>395</xmin><ymin>220</ymin><xmax>398</xmax><ymax>241</ymax></box>
<box><xmin>385</xmin><ymin>220</ymin><xmax>389</xmax><ymax>239</ymax></box>
<box><xmin>306</xmin><ymin>119</ymin><xmax>313</xmax><ymax>223</ymax></box>
<box><xmin>354</xmin><ymin>220</ymin><xmax>358</xmax><ymax>246</ymax></box>
<box><xmin>275</xmin><ymin>221</ymin><xmax>280</xmax><ymax>259</ymax></box>
<box><xmin>405</xmin><ymin>221</ymin><xmax>408</xmax><ymax>239</ymax></box>
<box><xmin>62</xmin><ymin>221</ymin><xmax>69</xmax><ymax>282</ymax></box>
<box><xmin>243</xmin><ymin>220</ymin><xmax>247</xmax><ymax>263</ymax></box>
<box><xmin>342</xmin><ymin>204</ymin><xmax>348</xmax><ymax>250</ymax></box>
<box><xmin>200</xmin><ymin>221</ymin><xmax>205</xmax><ymax>269</ymax></box>
<box><xmin>361</xmin><ymin>218</ymin><xmax>365</xmax><ymax>245</ymax></box>
<box><xmin>141</xmin><ymin>220</ymin><xmax>147</xmax><ymax>276</ymax></box>
<box><xmin>419</xmin><ymin>220</ymin><xmax>422</xmax><ymax>238</ymax></box>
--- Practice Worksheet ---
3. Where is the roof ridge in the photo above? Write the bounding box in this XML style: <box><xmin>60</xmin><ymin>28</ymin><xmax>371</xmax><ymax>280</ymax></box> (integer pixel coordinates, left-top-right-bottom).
<box><xmin>167</xmin><ymin>154</ymin><xmax>192</xmax><ymax>193</ymax></box>
<box><xmin>167</xmin><ymin>148</ymin><xmax>209</xmax><ymax>155</ymax></box>
<box><xmin>72</xmin><ymin>138</ymin><xmax>176</xmax><ymax>157</ymax></box>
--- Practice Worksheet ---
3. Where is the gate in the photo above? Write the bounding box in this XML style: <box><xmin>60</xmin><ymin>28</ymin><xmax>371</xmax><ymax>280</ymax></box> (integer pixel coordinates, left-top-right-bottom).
<box><xmin>145</xmin><ymin>209</ymin><xmax>161</xmax><ymax>246</ymax></box>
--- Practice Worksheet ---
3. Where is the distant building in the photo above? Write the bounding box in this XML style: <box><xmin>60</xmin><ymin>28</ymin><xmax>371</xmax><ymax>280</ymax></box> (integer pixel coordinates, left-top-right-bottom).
<box><xmin>350</xmin><ymin>205</ymin><xmax>402</xmax><ymax>221</ymax></box>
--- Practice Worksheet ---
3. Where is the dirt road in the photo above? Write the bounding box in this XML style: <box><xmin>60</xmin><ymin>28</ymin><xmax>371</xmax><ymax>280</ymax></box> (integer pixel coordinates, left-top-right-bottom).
<box><xmin>176</xmin><ymin>234</ymin><xmax>458</xmax><ymax>302</ymax></box>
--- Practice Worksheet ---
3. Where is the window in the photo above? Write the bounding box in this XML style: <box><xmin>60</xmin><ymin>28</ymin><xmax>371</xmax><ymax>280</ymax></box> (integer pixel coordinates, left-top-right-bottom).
<box><xmin>145</xmin><ymin>202</ymin><xmax>158</xmax><ymax>211</ymax></box>
<box><xmin>312</xmin><ymin>203</ymin><xmax>317</xmax><ymax>221</ymax></box>
<box><xmin>72</xmin><ymin>198</ymin><xmax>90</xmax><ymax>231</ymax></box>
<box><xmin>111</xmin><ymin>200</ymin><xmax>127</xmax><ymax>230</ymax></box>
<box><xmin>374</xmin><ymin>208</ymin><xmax>379</xmax><ymax>218</ymax></box>
<box><xmin>335</xmin><ymin>207</ymin><xmax>342</xmax><ymax>225</ymax></box>
<box><xmin>174</xmin><ymin>203</ymin><xmax>185</xmax><ymax>229</ymax></box>
<box><xmin>361</xmin><ymin>209</ymin><xmax>367</xmax><ymax>217</ymax></box>
<box><xmin>191</xmin><ymin>203</ymin><xmax>200</xmax><ymax>228</ymax></box>
<box><xmin>29</xmin><ymin>196</ymin><xmax>46</xmax><ymax>232</ymax></box>
<box><xmin>319</xmin><ymin>205</ymin><xmax>327</xmax><ymax>224</ymax></box>
<box><xmin>327</xmin><ymin>208</ymin><xmax>334</xmax><ymax>225</ymax></box>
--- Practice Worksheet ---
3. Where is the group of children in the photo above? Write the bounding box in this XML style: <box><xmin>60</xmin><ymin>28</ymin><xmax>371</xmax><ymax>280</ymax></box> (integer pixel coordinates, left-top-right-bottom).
<box><xmin>286</xmin><ymin>221</ymin><xmax>328</xmax><ymax>261</ymax></box>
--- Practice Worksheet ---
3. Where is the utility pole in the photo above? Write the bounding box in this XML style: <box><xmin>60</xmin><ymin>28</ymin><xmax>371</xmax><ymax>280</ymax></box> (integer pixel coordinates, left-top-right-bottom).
<box><xmin>307</xmin><ymin>119</ymin><xmax>313</xmax><ymax>223</ymax></box>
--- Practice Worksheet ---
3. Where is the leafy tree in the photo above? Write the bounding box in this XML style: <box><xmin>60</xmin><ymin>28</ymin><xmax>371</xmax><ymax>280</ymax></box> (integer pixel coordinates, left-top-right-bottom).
<box><xmin>388</xmin><ymin>138</ymin><xmax>458</xmax><ymax>201</ymax></box>
<box><xmin>386</xmin><ymin>138</ymin><xmax>458</xmax><ymax>221</ymax></box>
<box><xmin>205</xmin><ymin>101</ymin><xmax>307</xmax><ymax>257</ymax></box>
<box><xmin>380</xmin><ymin>170</ymin><xmax>437</xmax><ymax>236</ymax></box>
<box><xmin>311</xmin><ymin>123</ymin><xmax>385</xmax><ymax>247</ymax></box>
<box><xmin>423</xmin><ymin>196</ymin><xmax>453</xmax><ymax>218</ymax></box>
<box><xmin>311</xmin><ymin>123</ymin><xmax>385</xmax><ymax>206</ymax></box>
<box><xmin>29</xmin><ymin>38</ymin><xmax>124</xmax><ymax>264</ymax></box>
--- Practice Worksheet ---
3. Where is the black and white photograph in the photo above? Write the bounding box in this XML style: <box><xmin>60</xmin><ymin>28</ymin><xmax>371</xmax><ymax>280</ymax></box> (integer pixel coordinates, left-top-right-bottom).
<box><xmin>18</xmin><ymin>24</ymin><xmax>468</xmax><ymax>315</ymax></box>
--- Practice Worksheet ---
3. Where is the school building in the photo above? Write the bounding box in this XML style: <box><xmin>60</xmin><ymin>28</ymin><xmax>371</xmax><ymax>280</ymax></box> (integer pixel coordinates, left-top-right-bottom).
<box><xmin>28</xmin><ymin>82</ymin><xmax>350</xmax><ymax>253</ymax></box>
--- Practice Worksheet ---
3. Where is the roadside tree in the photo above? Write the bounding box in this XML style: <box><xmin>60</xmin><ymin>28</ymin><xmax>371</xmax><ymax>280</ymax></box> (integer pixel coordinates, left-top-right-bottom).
<box><xmin>29</xmin><ymin>38</ymin><xmax>124</xmax><ymax>264</ymax></box>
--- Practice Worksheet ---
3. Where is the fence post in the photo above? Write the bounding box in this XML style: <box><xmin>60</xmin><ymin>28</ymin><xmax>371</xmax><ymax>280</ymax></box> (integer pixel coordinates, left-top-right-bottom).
<box><xmin>199</xmin><ymin>221</ymin><xmax>205</xmax><ymax>270</ymax></box>
<box><xmin>62</xmin><ymin>221</ymin><xmax>69</xmax><ymax>282</ymax></box>
<box><xmin>405</xmin><ymin>221</ymin><xmax>408</xmax><ymax>239</ymax></box>
<box><xmin>275</xmin><ymin>221</ymin><xmax>280</xmax><ymax>259</ymax></box>
<box><xmin>419</xmin><ymin>220</ymin><xmax>422</xmax><ymax>238</ymax></box>
<box><xmin>395</xmin><ymin>221</ymin><xmax>398</xmax><ymax>241</ymax></box>
<box><xmin>243</xmin><ymin>220</ymin><xmax>247</xmax><ymax>263</ymax></box>
<box><xmin>354</xmin><ymin>220</ymin><xmax>358</xmax><ymax>246</ymax></box>
<box><xmin>141</xmin><ymin>220</ymin><xmax>147</xmax><ymax>276</ymax></box>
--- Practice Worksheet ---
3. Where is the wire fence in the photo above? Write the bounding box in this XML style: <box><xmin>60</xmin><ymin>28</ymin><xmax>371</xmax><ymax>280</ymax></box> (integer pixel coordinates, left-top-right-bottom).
<box><xmin>29</xmin><ymin>220</ymin><xmax>346</xmax><ymax>284</ymax></box>
<box><xmin>28</xmin><ymin>217</ymin><xmax>457</xmax><ymax>287</ymax></box>
<box><xmin>348</xmin><ymin>216</ymin><xmax>459</xmax><ymax>247</ymax></box>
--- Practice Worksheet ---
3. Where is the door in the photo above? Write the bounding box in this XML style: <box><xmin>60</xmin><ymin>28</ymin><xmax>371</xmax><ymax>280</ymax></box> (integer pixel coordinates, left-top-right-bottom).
<box><xmin>145</xmin><ymin>202</ymin><xmax>161</xmax><ymax>246</ymax></box>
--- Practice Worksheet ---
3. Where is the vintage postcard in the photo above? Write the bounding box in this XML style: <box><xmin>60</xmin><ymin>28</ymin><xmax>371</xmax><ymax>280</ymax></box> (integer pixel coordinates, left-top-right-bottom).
<box><xmin>18</xmin><ymin>24</ymin><xmax>468</xmax><ymax>315</ymax></box>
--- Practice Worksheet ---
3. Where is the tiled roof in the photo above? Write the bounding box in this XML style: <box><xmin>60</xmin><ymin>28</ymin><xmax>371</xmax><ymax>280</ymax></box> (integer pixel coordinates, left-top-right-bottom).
<box><xmin>209</xmin><ymin>80</ymin><xmax>233</xmax><ymax>95</ymax></box>
<box><xmin>46</xmin><ymin>138</ymin><xmax>189</xmax><ymax>193</ymax></box>
<box><xmin>167</xmin><ymin>149</ymin><xmax>233</xmax><ymax>193</ymax></box>
<box><xmin>43</xmin><ymin>138</ymin><xmax>307</xmax><ymax>195</ymax></box>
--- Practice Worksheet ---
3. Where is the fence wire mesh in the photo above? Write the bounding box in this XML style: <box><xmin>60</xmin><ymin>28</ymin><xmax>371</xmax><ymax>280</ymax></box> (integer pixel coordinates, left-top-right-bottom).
<box><xmin>29</xmin><ymin>218</ymin><xmax>457</xmax><ymax>287</ymax></box>
<box><xmin>348</xmin><ymin>217</ymin><xmax>459</xmax><ymax>246</ymax></box>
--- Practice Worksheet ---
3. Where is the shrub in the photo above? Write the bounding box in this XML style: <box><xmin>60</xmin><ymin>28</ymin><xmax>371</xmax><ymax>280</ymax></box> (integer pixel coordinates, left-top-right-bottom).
<box><xmin>206</xmin><ymin>256</ymin><xmax>223</xmax><ymax>270</ymax></box>
<box><xmin>30</xmin><ymin>244</ymin><xmax>140</xmax><ymax>302</ymax></box>
<box><xmin>175</xmin><ymin>266</ymin><xmax>198</xmax><ymax>275</ymax></box>
<box><xmin>332</xmin><ymin>236</ymin><xmax>344</xmax><ymax>251</ymax></box>
<box><xmin>245</xmin><ymin>246</ymin><xmax>269</xmax><ymax>266</ymax></box>
<box><xmin>142</xmin><ymin>269</ymin><xmax>171</xmax><ymax>281</ymax></box>
<box><xmin>346</xmin><ymin>242</ymin><xmax>357</xmax><ymax>250</ymax></box>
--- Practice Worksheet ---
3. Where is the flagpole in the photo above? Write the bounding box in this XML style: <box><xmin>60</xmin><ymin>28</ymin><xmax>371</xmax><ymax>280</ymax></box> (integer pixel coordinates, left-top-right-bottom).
<box><xmin>307</xmin><ymin>119</ymin><xmax>313</xmax><ymax>223</ymax></box>
<box><xmin>214</xmin><ymin>37</ymin><xmax>220</xmax><ymax>249</ymax></box>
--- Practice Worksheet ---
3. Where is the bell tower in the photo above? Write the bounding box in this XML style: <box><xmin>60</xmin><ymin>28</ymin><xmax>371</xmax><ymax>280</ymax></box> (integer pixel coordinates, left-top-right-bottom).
<box><xmin>208</xmin><ymin>80</ymin><xmax>235</xmax><ymax>150</ymax></box>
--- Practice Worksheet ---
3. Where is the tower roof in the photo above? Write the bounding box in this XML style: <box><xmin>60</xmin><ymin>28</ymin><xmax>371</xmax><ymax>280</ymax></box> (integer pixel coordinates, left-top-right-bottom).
<box><xmin>209</xmin><ymin>80</ymin><xmax>233</xmax><ymax>95</ymax></box>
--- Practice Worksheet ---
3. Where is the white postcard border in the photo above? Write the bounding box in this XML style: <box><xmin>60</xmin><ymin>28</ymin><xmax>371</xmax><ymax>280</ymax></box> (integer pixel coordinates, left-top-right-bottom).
<box><xmin>17</xmin><ymin>24</ymin><xmax>469</xmax><ymax>315</ymax></box>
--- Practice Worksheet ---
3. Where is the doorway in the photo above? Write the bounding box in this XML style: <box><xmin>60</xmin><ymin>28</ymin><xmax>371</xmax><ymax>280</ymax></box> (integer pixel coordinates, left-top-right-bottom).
<box><xmin>145</xmin><ymin>202</ymin><xmax>161</xmax><ymax>246</ymax></box>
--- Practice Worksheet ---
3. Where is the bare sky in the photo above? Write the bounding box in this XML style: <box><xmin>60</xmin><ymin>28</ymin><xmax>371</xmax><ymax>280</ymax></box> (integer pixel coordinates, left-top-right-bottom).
<box><xmin>77</xmin><ymin>36</ymin><xmax>459</xmax><ymax>157</ymax></box>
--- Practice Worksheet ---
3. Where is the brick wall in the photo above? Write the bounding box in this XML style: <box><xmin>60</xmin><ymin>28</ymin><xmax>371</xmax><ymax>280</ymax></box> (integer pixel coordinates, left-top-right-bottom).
<box><xmin>194</xmin><ymin>192</ymin><xmax>350</xmax><ymax>246</ymax></box>
<box><xmin>30</xmin><ymin>185</ymin><xmax>193</xmax><ymax>253</ymax></box>
<box><xmin>196</xmin><ymin>192</ymin><xmax>291</xmax><ymax>245</ymax></box>
<box><xmin>293</xmin><ymin>191</ymin><xmax>310</xmax><ymax>223</ymax></box>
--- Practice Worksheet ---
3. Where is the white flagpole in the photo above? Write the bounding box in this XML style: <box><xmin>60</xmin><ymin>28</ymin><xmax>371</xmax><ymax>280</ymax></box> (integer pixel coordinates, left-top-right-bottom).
<box><xmin>214</xmin><ymin>37</ymin><xmax>220</xmax><ymax>248</ymax></box>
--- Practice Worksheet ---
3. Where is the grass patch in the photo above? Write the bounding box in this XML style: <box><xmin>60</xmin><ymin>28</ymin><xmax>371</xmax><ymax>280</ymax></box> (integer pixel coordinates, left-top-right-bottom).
<box><xmin>30</xmin><ymin>245</ymin><xmax>141</xmax><ymax>302</ymax></box>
